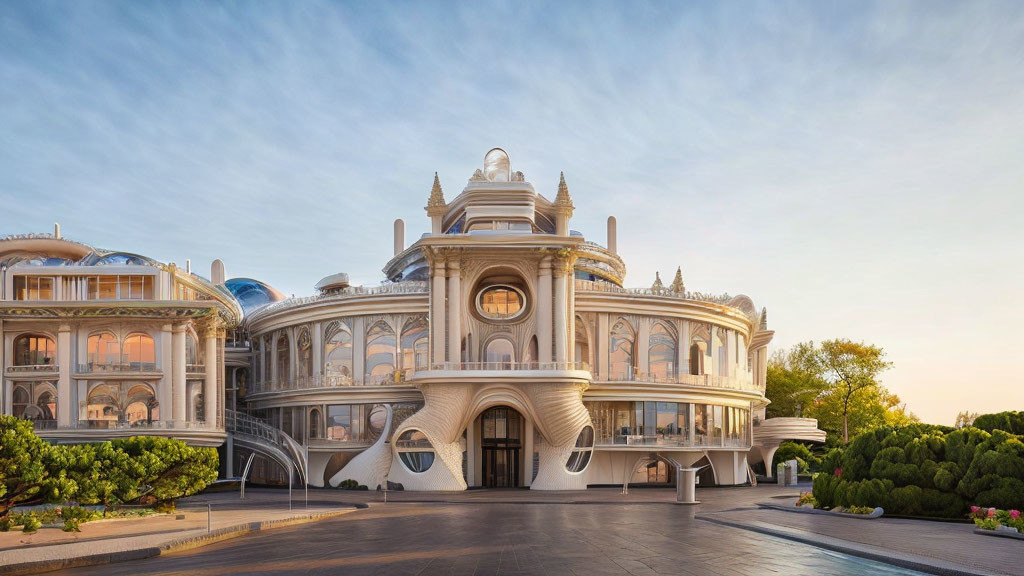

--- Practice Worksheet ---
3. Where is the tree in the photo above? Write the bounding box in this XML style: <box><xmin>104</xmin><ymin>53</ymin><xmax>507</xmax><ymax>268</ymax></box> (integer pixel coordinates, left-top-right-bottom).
<box><xmin>0</xmin><ymin>416</ymin><xmax>76</xmax><ymax>517</ymax></box>
<box><xmin>765</xmin><ymin>344</ymin><xmax>828</xmax><ymax>419</ymax></box>
<box><xmin>110</xmin><ymin>437</ymin><xmax>218</xmax><ymax>504</ymax></box>
<box><xmin>814</xmin><ymin>340</ymin><xmax>892</xmax><ymax>444</ymax></box>
<box><xmin>954</xmin><ymin>411</ymin><xmax>981</xmax><ymax>429</ymax></box>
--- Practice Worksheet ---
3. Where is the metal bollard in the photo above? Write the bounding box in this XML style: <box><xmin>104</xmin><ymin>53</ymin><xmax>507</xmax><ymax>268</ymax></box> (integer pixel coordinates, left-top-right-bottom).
<box><xmin>207</xmin><ymin>503</ymin><xmax>212</xmax><ymax>533</ymax></box>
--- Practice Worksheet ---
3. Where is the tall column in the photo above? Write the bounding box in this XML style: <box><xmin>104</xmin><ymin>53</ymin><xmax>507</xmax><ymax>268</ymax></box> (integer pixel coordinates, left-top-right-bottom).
<box><xmin>172</xmin><ymin>325</ymin><xmax>186</xmax><ymax>423</ymax></box>
<box><xmin>57</xmin><ymin>324</ymin><xmax>72</xmax><ymax>426</ymax></box>
<box><xmin>204</xmin><ymin>327</ymin><xmax>218</xmax><ymax>425</ymax></box>
<box><xmin>554</xmin><ymin>264</ymin><xmax>568</xmax><ymax>363</ymax></box>
<box><xmin>596</xmin><ymin>313</ymin><xmax>609</xmax><ymax>379</ymax></box>
<box><xmin>523</xmin><ymin>420</ymin><xmax>534</xmax><ymax>487</ymax></box>
<box><xmin>312</xmin><ymin>322</ymin><xmax>322</xmax><ymax>381</ymax></box>
<box><xmin>568</xmin><ymin>274</ymin><xmax>576</xmax><ymax>365</ymax></box>
<box><xmin>160</xmin><ymin>323</ymin><xmax>173</xmax><ymax>423</ymax></box>
<box><xmin>678</xmin><ymin>320</ymin><xmax>689</xmax><ymax>382</ymax></box>
<box><xmin>3</xmin><ymin>380</ymin><xmax>12</xmax><ymax>415</ymax></box>
<box><xmin>352</xmin><ymin>316</ymin><xmax>365</xmax><ymax>384</ymax></box>
<box><xmin>270</xmin><ymin>332</ymin><xmax>279</xmax><ymax>390</ymax></box>
<box><xmin>447</xmin><ymin>259</ymin><xmax>461</xmax><ymax>365</ymax></box>
<box><xmin>537</xmin><ymin>257</ymin><xmax>553</xmax><ymax>364</ymax></box>
<box><xmin>431</xmin><ymin>261</ymin><xmax>446</xmax><ymax>365</ymax></box>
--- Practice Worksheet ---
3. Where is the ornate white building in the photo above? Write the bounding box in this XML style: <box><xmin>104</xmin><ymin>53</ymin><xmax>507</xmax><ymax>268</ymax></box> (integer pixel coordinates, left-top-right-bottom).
<box><xmin>1</xmin><ymin>149</ymin><xmax>823</xmax><ymax>490</ymax></box>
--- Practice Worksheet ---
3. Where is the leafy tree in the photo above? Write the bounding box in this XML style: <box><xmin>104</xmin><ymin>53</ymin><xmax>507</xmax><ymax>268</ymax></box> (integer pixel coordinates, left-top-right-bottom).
<box><xmin>972</xmin><ymin>411</ymin><xmax>1024</xmax><ymax>435</ymax></box>
<box><xmin>954</xmin><ymin>411</ymin><xmax>981</xmax><ymax>429</ymax></box>
<box><xmin>765</xmin><ymin>344</ymin><xmax>828</xmax><ymax>419</ymax></box>
<box><xmin>814</xmin><ymin>340</ymin><xmax>892</xmax><ymax>445</ymax></box>
<box><xmin>110</xmin><ymin>437</ymin><xmax>218</xmax><ymax>504</ymax></box>
<box><xmin>0</xmin><ymin>416</ymin><xmax>76</xmax><ymax>517</ymax></box>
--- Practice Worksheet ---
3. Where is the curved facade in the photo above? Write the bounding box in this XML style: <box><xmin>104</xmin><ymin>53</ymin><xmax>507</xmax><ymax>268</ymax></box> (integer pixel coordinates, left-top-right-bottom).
<box><xmin>241</xmin><ymin>149</ymin><xmax>783</xmax><ymax>490</ymax></box>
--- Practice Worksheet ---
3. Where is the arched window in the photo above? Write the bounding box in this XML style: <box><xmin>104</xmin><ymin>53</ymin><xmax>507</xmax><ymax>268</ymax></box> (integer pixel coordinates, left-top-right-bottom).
<box><xmin>297</xmin><ymin>328</ymin><xmax>312</xmax><ymax>381</ymax></box>
<box><xmin>574</xmin><ymin>318</ymin><xmax>590</xmax><ymax>369</ymax></box>
<box><xmin>484</xmin><ymin>337</ymin><xmax>515</xmax><ymax>367</ymax></box>
<box><xmin>11</xmin><ymin>383</ymin><xmax>56</xmax><ymax>423</ymax></box>
<box><xmin>715</xmin><ymin>328</ymin><xmax>729</xmax><ymax>378</ymax></box>
<box><xmin>88</xmin><ymin>332</ymin><xmax>120</xmax><ymax>367</ymax></box>
<box><xmin>400</xmin><ymin>317</ymin><xmax>429</xmax><ymax>372</ymax></box>
<box><xmin>13</xmin><ymin>334</ymin><xmax>56</xmax><ymax>366</ymax></box>
<box><xmin>124</xmin><ymin>384</ymin><xmax>158</xmax><ymax>424</ymax></box>
<box><xmin>609</xmin><ymin>320</ymin><xmax>635</xmax><ymax>380</ymax></box>
<box><xmin>309</xmin><ymin>408</ymin><xmax>322</xmax><ymax>439</ymax></box>
<box><xmin>689</xmin><ymin>323</ymin><xmax>710</xmax><ymax>376</ymax></box>
<box><xmin>12</xmin><ymin>386</ymin><xmax>30</xmax><ymax>418</ymax></box>
<box><xmin>365</xmin><ymin>321</ymin><xmax>396</xmax><ymax>384</ymax></box>
<box><xmin>324</xmin><ymin>322</ymin><xmax>353</xmax><ymax>383</ymax></box>
<box><xmin>648</xmin><ymin>321</ymin><xmax>677</xmax><ymax>380</ymax></box>
<box><xmin>122</xmin><ymin>333</ymin><xmax>155</xmax><ymax>368</ymax></box>
<box><xmin>86</xmin><ymin>383</ymin><xmax>158</xmax><ymax>427</ymax></box>
<box><xmin>276</xmin><ymin>332</ymin><xmax>290</xmax><ymax>388</ymax></box>
<box><xmin>186</xmin><ymin>333</ymin><xmax>200</xmax><ymax>366</ymax></box>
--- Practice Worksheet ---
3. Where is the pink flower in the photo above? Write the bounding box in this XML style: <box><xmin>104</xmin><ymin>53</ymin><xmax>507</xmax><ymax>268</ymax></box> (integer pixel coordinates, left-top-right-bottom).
<box><xmin>971</xmin><ymin>506</ymin><xmax>980</xmax><ymax>513</ymax></box>
<box><xmin>1010</xmin><ymin>510</ymin><xmax>1021</xmax><ymax>519</ymax></box>
<box><xmin>834</xmin><ymin>468</ymin><xmax>842</xmax><ymax>477</ymax></box>
<box><xmin>987</xmin><ymin>508</ymin><xmax>997</xmax><ymax>518</ymax></box>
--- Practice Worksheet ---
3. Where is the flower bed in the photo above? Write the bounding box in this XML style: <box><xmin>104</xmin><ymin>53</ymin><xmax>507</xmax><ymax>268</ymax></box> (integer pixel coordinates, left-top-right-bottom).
<box><xmin>970</xmin><ymin>506</ymin><xmax>1024</xmax><ymax>540</ymax></box>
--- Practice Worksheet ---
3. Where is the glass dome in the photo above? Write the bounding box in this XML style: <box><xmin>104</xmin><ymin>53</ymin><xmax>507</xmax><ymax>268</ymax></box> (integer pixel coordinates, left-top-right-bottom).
<box><xmin>224</xmin><ymin>278</ymin><xmax>286</xmax><ymax>314</ymax></box>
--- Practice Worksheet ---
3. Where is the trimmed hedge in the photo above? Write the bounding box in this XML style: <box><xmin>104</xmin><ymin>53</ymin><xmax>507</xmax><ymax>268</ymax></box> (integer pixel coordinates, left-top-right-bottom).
<box><xmin>972</xmin><ymin>411</ymin><xmax>1024</xmax><ymax>436</ymax></box>
<box><xmin>812</xmin><ymin>424</ymin><xmax>1024</xmax><ymax>518</ymax></box>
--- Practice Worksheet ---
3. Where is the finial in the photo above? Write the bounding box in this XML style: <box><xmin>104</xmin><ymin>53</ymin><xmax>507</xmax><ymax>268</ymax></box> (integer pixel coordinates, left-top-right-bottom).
<box><xmin>554</xmin><ymin>171</ymin><xmax>574</xmax><ymax>209</ymax></box>
<box><xmin>651</xmin><ymin>271</ymin><xmax>664</xmax><ymax>291</ymax></box>
<box><xmin>670</xmin><ymin>267</ymin><xmax>685</xmax><ymax>293</ymax></box>
<box><xmin>759</xmin><ymin>307</ymin><xmax>768</xmax><ymax>330</ymax></box>
<box><xmin>426</xmin><ymin>172</ymin><xmax>446</xmax><ymax>209</ymax></box>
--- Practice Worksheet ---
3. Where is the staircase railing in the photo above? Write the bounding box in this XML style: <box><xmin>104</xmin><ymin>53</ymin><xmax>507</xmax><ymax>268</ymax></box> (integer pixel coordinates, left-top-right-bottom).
<box><xmin>225</xmin><ymin>409</ymin><xmax>307</xmax><ymax>485</ymax></box>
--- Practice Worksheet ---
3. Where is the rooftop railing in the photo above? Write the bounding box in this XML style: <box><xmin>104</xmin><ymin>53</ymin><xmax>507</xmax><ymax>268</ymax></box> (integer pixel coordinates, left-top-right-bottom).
<box><xmin>251</xmin><ymin>281</ymin><xmax>429</xmax><ymax>318</ymax></box>
<box><xmin>574</xmin><ymin>279</ymin><xmax>737</xmax><ymax>306</ymax></box>
<box><xmin>422</xmin><ymin>361</ymin><xmax>591</xmax><ymax>372</ymax></box>
<box><xmin>595</xmin><ymin>434</ymin><xmax>749</xmax><ymax>449</ymax></box>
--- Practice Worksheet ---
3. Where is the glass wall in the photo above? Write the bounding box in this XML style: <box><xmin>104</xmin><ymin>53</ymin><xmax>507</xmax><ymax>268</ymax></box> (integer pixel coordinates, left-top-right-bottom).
<box><xmin>13</xmin><ymin>334</ymin><xmax>56</xmax><ymax>366</ymax></box>
<box><xmin>585</xmin><ymin>401</ymin><xmax>748</xmax><ymax>448</ymax></box>
<box><xmin>13</xmin><ymin>276</ymin><xmax>54</xmax><ymax>300</ymax></box>
<box><xmin>609</xmin><ymin>320</ymin><xmax>635</xmax><ymax>380</ymax></box>
<box><xmin>323</xmin><ymin>402</ymin><xmax>422</xmax><ymax>443</ymax></box>
<box><xmin>365</xmin><ymin>321</ymin><xmax>396</xmax><ymax>384</ymax></box>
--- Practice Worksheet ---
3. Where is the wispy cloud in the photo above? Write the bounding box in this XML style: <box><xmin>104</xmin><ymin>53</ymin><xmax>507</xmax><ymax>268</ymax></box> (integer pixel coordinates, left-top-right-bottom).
<box><xmin>1</xmin><ymin>1</ymin><xmax>1022</xmax><ymax>423</ymax></box>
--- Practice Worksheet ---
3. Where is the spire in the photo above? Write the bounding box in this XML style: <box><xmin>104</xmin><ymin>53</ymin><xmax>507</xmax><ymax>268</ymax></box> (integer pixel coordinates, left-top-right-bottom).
<box><xmin>426</xmin><ymin>172</ymin><xmax>446</xmax><ymax>209</ymax></box>
<box><xmin>759</xmin><ymin>307</ymin><xmax>768</xmax><ymax>330</ymax></box>
<box><xmin>554</xmin><ymin>171</ymin><xmax>574</xmax><ymax>209</ymax></box>
<box><xmin>651</xmin><ymin>271</ymin><xmax>664</xmax><ymax>291</ymax></box>
<box><xmin>670</xmin><ymin>266</ymin><xmax>685</xmax><ymax>293</ymax></box>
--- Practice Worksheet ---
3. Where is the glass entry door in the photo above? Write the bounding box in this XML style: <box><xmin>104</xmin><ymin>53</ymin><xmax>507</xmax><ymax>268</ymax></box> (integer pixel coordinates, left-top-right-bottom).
<box><xmin>480</xmin><ymin>407</ymin><xmax>522</xmax><ymax>488</ymax></box>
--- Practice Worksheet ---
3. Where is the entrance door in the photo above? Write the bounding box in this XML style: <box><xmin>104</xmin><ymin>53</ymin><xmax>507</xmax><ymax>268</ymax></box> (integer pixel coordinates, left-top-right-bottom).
<box><xmin>480</xmin><ymin>406</ymin><xmax>522</xmax><ymax>488</ymax></box>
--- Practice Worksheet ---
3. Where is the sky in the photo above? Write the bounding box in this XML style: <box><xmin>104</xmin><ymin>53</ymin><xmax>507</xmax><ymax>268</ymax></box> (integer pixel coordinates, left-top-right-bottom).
<box><xmin>1</xmin><ymin>1</ymin><xmax>1022</xmax><ymax>425</ymax></box>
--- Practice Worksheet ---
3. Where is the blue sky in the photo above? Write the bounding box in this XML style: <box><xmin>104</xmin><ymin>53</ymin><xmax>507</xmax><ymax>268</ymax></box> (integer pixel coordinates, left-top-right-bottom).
<box><xmin>2</xmin><ymin>1</ymin><xmax>1022</xmax><ymax>424</ymax></box>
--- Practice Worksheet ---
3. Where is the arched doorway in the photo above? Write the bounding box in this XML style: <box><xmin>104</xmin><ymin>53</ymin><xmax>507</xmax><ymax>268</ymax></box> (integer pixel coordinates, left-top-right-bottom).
<box><xmin>480</xmin><ymin>406</ymin><xmax>522</xmax><ymax>488</ymax></box>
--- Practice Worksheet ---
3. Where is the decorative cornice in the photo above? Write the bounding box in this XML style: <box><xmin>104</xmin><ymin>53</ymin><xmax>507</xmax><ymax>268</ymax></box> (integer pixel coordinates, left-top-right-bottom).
<box><xmin>0</xmin><ymin>302</ymin><xmax>222</xmax><ymax>321</ymax></box>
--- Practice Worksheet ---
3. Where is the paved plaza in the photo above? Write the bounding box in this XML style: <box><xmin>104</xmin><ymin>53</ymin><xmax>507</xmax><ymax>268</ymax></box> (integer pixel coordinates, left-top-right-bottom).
<box><xmin>4</xmin><ymin>485</ymin><xmax>1013</xmax><ymax>576</ymax></box>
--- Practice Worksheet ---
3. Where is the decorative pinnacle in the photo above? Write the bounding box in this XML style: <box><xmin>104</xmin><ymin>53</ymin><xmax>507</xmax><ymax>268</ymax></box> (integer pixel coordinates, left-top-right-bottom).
<box><xmin>426</xmin><ymin>172</ymin><xmax>446</xmax><ymax>209</ymax></box>
<box><xmin>670</xmin><ymin>266</ymin><xmax>685</xmax><ymax>293</ymax></box>
<box><xmin>759</xmin><ymin>307</ymin><xmax>768</xmax><ymax>330</ymax></box>
<box><xmin>554</xmin><ymin>171</ymin><xmax>574</xmax><ymax>209</ymax></box>
<box><xmin>651</xmin><ymin>271</ymin><xmax>664</xmax><ymax>291</ymax></box>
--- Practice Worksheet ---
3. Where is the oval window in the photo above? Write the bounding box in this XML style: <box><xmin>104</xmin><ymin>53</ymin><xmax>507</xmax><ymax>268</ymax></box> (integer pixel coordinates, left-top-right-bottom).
<box><xmin>476</xmin><ymin>286</ymin><xmax>526</xmax><ymax>320</ymax></box>
<box><xmin>565</xmin><ymin>425</ymin><xmax>595</xmax><ymax>473</ymax></box>
<box><xmin>396</xmin><ymin>429</ymin><xmax>435</xmax><ymax>473</ymax></box>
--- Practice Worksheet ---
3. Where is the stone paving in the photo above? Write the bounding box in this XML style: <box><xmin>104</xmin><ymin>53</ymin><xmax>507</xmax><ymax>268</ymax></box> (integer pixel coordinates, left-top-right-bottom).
<box><xmin>43</xmin><ymin>487</ymin><xmax>933</xmax><ymax>576</ymax></box>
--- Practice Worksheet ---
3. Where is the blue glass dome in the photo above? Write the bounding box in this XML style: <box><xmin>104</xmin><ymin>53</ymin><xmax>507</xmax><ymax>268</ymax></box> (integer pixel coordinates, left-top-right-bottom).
<box><xmin>225</xmin><ymin>278</ymin><xmax>285</xmax><ymax>315</ymax></box>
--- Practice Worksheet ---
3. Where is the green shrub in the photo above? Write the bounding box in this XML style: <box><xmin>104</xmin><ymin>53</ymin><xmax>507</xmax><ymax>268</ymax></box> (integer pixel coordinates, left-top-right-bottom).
<box><xmin>21</xmin><ymin>514</ymin><xmax>42</xmax><ymax>534</ymax></box>
<box><xmin>773</xmin><ymin>442</ymin><xmax>821</xmax><ymax>473</ymax></box>
<box><xmin>62</xmin><ymin>518</ymin><xmax>81</xmax><ymax>532</ymax></box>
<box><xmin>973</xmin><ymin>411</ymin><xmax>1024</xmax><ymax>435</ymax></box>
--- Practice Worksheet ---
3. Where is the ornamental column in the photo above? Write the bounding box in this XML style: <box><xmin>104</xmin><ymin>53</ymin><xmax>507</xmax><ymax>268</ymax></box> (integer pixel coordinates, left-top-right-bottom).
<box><xmin>57</xmin><ymin>324</ymin><xmax>72</xmax><ymax>427</ymax></box>
<box><xmin>431</xmin><ymin>260</ymin><xmax>446</xmax><ymax>366</ymax></box>
<box><xmin>553</xmin><ymin>262</ymin><xmax>568</xmax><ymax>363</ymax></box>
<box><xmin>160</xmin><ymin>323</ymin><xmax>173</xmax><ymax>423</ymax></box>
<box><xmin>447</xmin><ymin>259</ymin><xmax>461</xmax><ymax>365</ymax></box>
<box><xmin>537</xmin><ymin>256</ymin><xmax>553</xmax><ymax>363</ymax></box>
<box><xmin>204</xmin><ymin>325</ymin><xmax>218</xmax><ymax>426</ymax></box>
<box><xmin>172</xmin><ymin>324</ymin><xmax>187</xmax><ymax>423</ymax></box>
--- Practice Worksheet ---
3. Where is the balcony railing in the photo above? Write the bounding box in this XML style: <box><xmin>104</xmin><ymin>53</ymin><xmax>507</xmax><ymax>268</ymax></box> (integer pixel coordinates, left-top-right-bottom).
<box><xmin>595</xmin><ymin>434</ymin><xmax>749</xmax><ymax>449</ymax></box>
<box><xmin>597</xmin><ymin>371</ymin><xmax>761</xmax><ymax>392</ymax></box>
<box><xmin>6</xmin><ymin>364</ymin><xmax>58</xmax><ymax>373</ymax></box>
<box><xmin>422</xmin><ymin>361</ymin><xmax>591</xmax><ymax>372</ymax></box>
<box><xmin>575</xmin><ymin>278</ymin><xmax>737</xmax><ymax>306</ymax></box>
<box><xmin>76</xmin><ymin>362</ymin><xmax>158</xmax><ymax>373</ymax></box>
<box><xmin>75</xmin><ymin>419</ymin><xmax>219</xmax><ymax>430</ymax></box>
<box><xmin>249</xmin><ymin>281</ymin><xmax>429</xmax><ymax>319</ymax></box>
<box><xmin>186</xmin><ymin>363</ymin><xmax>206</xmax><ymax>373</ymax></box>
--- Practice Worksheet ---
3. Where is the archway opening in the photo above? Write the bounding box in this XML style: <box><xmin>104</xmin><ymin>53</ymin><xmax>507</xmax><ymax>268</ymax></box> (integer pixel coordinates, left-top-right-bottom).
<box><xmin>479</xmin><ymin>406</ymin><xmax>522</xmax><ymax>488</ymax></box>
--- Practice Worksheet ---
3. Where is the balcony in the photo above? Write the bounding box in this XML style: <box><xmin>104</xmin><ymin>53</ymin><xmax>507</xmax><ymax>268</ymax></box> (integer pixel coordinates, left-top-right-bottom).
<box><xmin>76</xmin><ymin>362</ymin><xmax>158</xmax><ymax>373</ymax></box>
<box><xmin>186</xmin><ymin>363</ymin><xmax>206</xmax><ymax>373</ymax></box>
<box><xmin>595</xmin><ymin>434</ymin><xmax>750</xmax><ymax>449</ymax></box>
<box><xmin>76</xmin><ymin>419</ymin><xmax>218</xmax><ymax>431</ymax></box>
<box><xmin>6</xmin><ymin>364</ymin><xmax>58</xmax><ymax>374</ymax></box>
<box><xmin>595</xmin><ymin>370</ymin><xmax>762</xmax><ymax>393</ymax></box>
<box><xmin>421</xmin><ymin>361</ymin><xmax>590</xmax><ymax>372</ymax></box>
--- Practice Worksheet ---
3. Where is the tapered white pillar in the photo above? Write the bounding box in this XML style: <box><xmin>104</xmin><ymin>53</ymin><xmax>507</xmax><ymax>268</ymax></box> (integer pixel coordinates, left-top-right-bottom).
<box><xmin>537</xmin><ymin>257</ymin><xmax>553</xmax><ymax>363</ymax></box>
<box><xmin>523</xmin><ymin>420</ymin><xmax>534</xmax><ymax>487</ymax></box>
<box><xmin>431</xmin><ymin>262</ymin><xmax>446</xmax><ymax>365</ymax></box>
<box><xmin>447</xmin><ymin>260</ymin><xmax>461</xmax><ymax>365</ymax></box>
<box><xmin>466</xmin><ymin>417</ymin><xmax>476</xmax><ymax>486</ymax></box>
<box><xmin>57</xmin><ymin>324</ymin><xmax>72</xmax><ymax>426</ymax></box>
<box><xmin>172</xmin><ymin>325</ymin><xmax>186</xmax><ymax>422</ymax></box>
<box><xmin>204</xmin><ymin>328</ymin><xmax>218</xmax><ymax>425</ymax></box>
